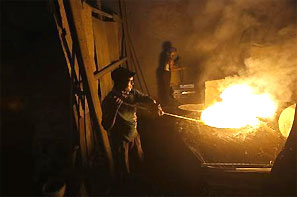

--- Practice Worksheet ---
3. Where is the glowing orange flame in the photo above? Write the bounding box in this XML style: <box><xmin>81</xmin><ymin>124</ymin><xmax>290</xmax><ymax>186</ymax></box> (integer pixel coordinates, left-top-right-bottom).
<box><xmin>201</xmin><ymin>84</ymin><xmax>277</xmax><ymax>128</ymax></box>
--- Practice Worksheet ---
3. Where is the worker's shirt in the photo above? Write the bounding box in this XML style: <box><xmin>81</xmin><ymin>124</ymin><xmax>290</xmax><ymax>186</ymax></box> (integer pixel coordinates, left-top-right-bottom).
<box><xmin>164</xmin><ymin>63</ymin><xmax>170</xmax><ymax>71</ymax></box>
<box><xmin>164</xmin><ymin>57</ymin><xmax>178</xmax><ymax>71</ymax></box>
<box><xmin>101</xmin><ymin>88</ymin><xmax>155</xmax><ymax>142</ymax></box>
<box><xmin>164</xmin><ymin>58</ymin><xmax>173</xmax><ymax>71</ymax></box>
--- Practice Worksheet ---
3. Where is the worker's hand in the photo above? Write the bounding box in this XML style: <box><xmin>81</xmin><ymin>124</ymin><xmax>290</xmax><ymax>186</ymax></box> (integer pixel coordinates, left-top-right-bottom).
<box><xmin>157</xmin><ymin>104</ymin><xmax>164</xmax><ymax>116</ymax></box>
<box><xmin>150</xmin><ymin>100</ymin><xmax>164</xmax><ymax>116</ymax></box>
<box><xmin>113</xmin><ymin>96</ymin><xmax>123</xmax><ymax>106</ymax></box>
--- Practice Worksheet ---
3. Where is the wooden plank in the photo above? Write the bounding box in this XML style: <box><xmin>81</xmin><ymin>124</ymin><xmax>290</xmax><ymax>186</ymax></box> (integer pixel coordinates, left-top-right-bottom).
<box><xmin>94</xmin><ymin>57</ymin><xmax>127</xmax><ymax>80</ymax></box>
<box><xmin>92</xmin><ymin>19</ymin><xmax>110</xmax><ymax>68</ymax></box>
<box><xmin>54</xmin><ymin>1</ymin><xmax>86</xmax><ymax>162</ymax></box>
<box><xmin>53</xmin><ymin>0</ymin><xmax>100</xmax><ymax>169</ymax></box>
<box><xmin>100</xmin><ymin>73</ymin><xmax>113</xmax><ymax>101</ymax></box>
<box><xmin>81</xmin><ymin>2</ymin><xmax>96</xmax><ymax>157</ymax></box>
<box><xmin>91</xmin><ymin>6</ymin><xmax>113</xmax><ymax>19</ymax></box>
<box><xmin>65</xmin><ymin>0</ymin><xmax>114</xmax><ymax>175</ymax></box>
<box><xmin>85</xmin><ymin>111</ymin><xmax>94</xmax><ymax>158</ymax></box>
<box><xmin>81</xmin><ymin>3</ymin><xmax>95</xmax><ymax>70</ymax></box>
<box><xmin>54</xmin><ymin>0</ymin><xmax>72</xmax><ymax>75</ymax></box>
<box><xmin>55</xmin><ymin>0</ymin><xmax>81</xmax><ymax>85</ymax></box>
<box><xmin>79</xmin><ymin>109</ymin><xmax>88</xmax><ymax>167</ymax></box>
<box><xmin>93</xmin><ymin>18</ymin><xmax>113</xmax><ymax>100</ymax></box>
<box><xmin>112</xmin><ymin>13</ymin><xmax>122</xmax><ymax>23</ymax></box>
<box><xmin>57</xmin><ymin>0</ymin><xmax>74</xmax><ymax>73</ymax></box>
<box><xmin>73</xmin><ymin>102</ymin><xmax>79</xmax><ymax>131</ymax></box>
<box><xmin>105</xmin><ymin>21</ymin><xmax>121</xmax><ymax>62</ymax></box>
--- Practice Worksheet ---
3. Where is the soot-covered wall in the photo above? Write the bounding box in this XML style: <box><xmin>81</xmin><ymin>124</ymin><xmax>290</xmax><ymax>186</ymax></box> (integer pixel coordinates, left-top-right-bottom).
<box><xmin>103</xmin><ymin>0</ymin><xmax>296</xmax><ymax>103</ymax></box>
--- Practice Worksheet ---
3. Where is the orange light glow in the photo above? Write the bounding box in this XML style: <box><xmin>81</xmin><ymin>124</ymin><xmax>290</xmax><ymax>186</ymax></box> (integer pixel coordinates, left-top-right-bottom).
<box><xmin>201</xmin><ymin>84</ymin><xmax>277</xmax><ymax>128</ymax></box>
<box><xmin>278</xmin><ymin>104</ymin><xmax>296</xmax><ymax>138</ymax></box>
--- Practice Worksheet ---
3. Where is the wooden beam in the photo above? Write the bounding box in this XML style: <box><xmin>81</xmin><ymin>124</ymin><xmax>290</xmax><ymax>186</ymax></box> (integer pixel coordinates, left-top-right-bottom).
<box><xmin>91</xmin><ymin>6</ymin><xmax>113</xmax><ymax>19</ymax></box>
<box><xmin>94</xmin><ymin>57</ymin><xmax>127</xmax><ymax>80</ymax></box>
<box><xmin>54</xmin><ymin>0</ymin><xmax>87</xmax><ymax>163</ymax></box>
<box><xmin>64</xmin><ymin>0</ymin><xmax>114</xmax><ymax>176</ymax></box>
<box><xmin>93</xmin><ymin>18</ymin><xmax>113</xmax><ymax>99</ymax></box>
<box><xmin>112</xmin><ymin>13</ymin><xmax>122</xmax><ymax>23</ymax></box>
<box><xmin>79</xmin><ymin>112</ymin><xmax>88</xmax><ymax>167</ymax></box>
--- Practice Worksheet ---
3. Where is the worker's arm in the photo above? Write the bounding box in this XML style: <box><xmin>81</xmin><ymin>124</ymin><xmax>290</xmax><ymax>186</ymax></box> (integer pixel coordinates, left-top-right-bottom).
<box><xmin>170</xmin><ymin>56</ymin><xmax>185</xmax><ymax>71</ymax></box>
<box><xmin>171</xmin><ymin>65</ymin><xmax>186</xmax><ymax>71</ymax></box>
<box><xmin>133</xmin><ymin>89</ymin><xmax>155</xmax><ymax>104</ymax></box>
<box><xmin>133</xmin><ymin>89</ymin><xmax>164</xmax><ymax>116</ymax></box>
<box><xmin>101</xmin><ymin>94</ymin><xmax>123</xmax><ymax>131</ymax></box>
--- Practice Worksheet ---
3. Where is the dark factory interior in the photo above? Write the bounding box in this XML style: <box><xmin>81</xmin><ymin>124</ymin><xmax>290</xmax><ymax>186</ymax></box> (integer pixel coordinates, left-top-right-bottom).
<box><xmin>1</xmin><ymin>0</ymin><xmax>296</xmax><ymax>196</ymax></box>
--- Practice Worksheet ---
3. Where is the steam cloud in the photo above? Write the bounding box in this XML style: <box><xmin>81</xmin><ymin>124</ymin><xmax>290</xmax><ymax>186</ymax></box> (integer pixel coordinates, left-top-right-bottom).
<box><xmin>125</xmin><ymin>0</ymin><xmax>296</xmax><ymax>102</ymax></box>
<box><xmin>188</xmin><ymin>0</ymin><xmax>297</xmax><ymax>102</ymax></box>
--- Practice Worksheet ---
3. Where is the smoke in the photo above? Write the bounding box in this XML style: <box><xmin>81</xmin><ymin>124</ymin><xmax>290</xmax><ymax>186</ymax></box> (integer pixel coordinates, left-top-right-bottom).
<box><xmin>191</xmin><ymin>0</ymin><xmax>297</xmax><ymax>102</ymax></box>
<box><xmin>124</xmin><ymin>0</ymin><xmax>296</xmax><ymax>101</ymax></box>
<box><xmin>242</xmin><ymin>39</ymin><xmax>297</xmax><ymax>102</ymax></box>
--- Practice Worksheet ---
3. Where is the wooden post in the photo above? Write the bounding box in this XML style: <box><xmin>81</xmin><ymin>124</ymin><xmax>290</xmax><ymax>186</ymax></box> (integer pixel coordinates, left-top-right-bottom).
<box><xmin>53</xmin><ymin>0</ymin><xmax>88</xmax><ymax>166</ymax></box>
<box><xmin>64</xmin><ymin>0</ymin><xmax>114</xmax><ymax>176</ymax></box>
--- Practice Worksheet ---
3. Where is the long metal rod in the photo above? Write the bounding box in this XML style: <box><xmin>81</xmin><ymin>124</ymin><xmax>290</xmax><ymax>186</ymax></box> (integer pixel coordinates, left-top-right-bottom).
<box><xmin>122</xmin><ymin>102</ymin><xmax>202</xmax><ymax>123</ymax></box>
<box><xmin>201</xmin><ymin>163</ymin><xmax>273</xmax><ymax>168</ymax></box>
<box><xmin>163</xmin><ymin>112</ymin><xmax>203</xmax><ymax>123</ymax></box>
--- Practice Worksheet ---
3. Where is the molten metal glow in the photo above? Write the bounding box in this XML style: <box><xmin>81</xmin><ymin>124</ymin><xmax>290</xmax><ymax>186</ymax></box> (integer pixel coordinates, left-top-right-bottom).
<box><xmin>278</xmin><ymin>104</ymin><xmax>296</xmax><ymax>138</ymax></box>
<box><xmin>201</xmin><ymin>84</ymin><xmax>277</xmax><ymax>128</ymax></box>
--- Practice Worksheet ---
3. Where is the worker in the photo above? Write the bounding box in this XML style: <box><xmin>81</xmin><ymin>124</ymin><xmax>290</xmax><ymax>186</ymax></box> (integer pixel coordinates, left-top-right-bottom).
<box><xmin>162</xmin><ymin>47</ymin><xmax>184</xmax><ymax>105</ymax></box>
<box><xmin>101</xmin><ymin>67</ymin><xmax>163</xmax><ymax>183</ymax></box>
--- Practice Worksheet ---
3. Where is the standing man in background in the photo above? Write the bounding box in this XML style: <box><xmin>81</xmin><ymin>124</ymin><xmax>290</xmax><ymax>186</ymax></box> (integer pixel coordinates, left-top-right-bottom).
<box><xmin>162</xmin><ymin>47</ymin><xmax>184</xmax><ymax>105</ymax></box>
